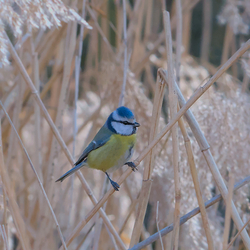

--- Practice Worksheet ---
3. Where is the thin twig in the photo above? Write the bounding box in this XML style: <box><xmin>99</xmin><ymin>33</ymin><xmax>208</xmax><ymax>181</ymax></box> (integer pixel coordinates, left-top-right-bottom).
<box><xmin>129</xmin><ymin>72</ymin><xmax>165</xmax><ymax>247</ymax></box>
<box><xmin>178</xmin><ymin>108</ymin><xmax>214</xmax><ymax>250</ymax></box>
<box><xmin>222</xmin><ymin>175</ymin><xmax>235</xmax><ymax>250</ymax></box>
<box><xmin>159</xmin><ymin>68</ymin><xmax>250</xmax><ymax>247</ymax></box>
<box><xmin>129</xmin><ymin>175</ymin><xmax>250</xmax><ymax>250</ymax></box>
<box><xmin>156</xmin><ymin>201</ymin><xmax>164</xmax><ymax>250</ymax></box>
<box><xmin>0</xmin><ymin>101</ymin><xmax>68</xmax><ymax>250</ymax></box>
<box><xmin>67</xmin><ymin>38</ymin><xmax>250</xmax><ymax>238</ymax></box>
<box><xmin>175</xmin><ymin>0</ymin><xmax>182</xmax><ymax>85</ymax></box>
<box><xmin>164</xmin><ymin>11</ymin><xmax>180</xmax><ymax>250</ymax></box>
<box><xmin>0</xmin><ymin>225</ymin><xmax>10</xmax><ymax>250</ymax></box>
<box><xmin>0</xmin><ymin>120</ymin><xmax>31</xmax><ymax>250</ymax></box>
<box><xmin>4</xmin><ymin>30</ymin><xmax>126</xmax><ymax>250</ymax></box>
<box><xmin>227</xmin><ymin>217</ymin><xmax>250</xmax><ymax>249</ymax></box>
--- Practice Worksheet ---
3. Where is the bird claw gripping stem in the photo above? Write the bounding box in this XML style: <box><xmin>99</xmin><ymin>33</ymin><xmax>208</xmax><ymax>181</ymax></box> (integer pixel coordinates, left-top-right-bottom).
<box><xmin>125</xmin><ymin>162</ymin><xmax>138</xmax><ymax>172</ymax></box>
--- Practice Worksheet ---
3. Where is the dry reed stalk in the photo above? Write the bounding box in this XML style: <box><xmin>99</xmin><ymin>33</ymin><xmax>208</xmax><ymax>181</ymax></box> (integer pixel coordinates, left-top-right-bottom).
<box><xmin>87</xmin><ymin>5</ymin><xmax>114</xmax><ymax>56</ymax></box>
<box><xmin>226</xmin><ymin>217</ymin><xmax>250</xmax><ymax>249</ymax></box>
<box><xmin>36</xmin><ymin>22</ymin><xmax>77</xmax><ymax>247</ymax></box>
<box><xmin>144</xmin><ymin>0</ymin><xmax>153</xmax><ymax>41</ymax></box>
<box><xmin>129</xmin><ymin>175</ymin><xmax>250</xmax><ymax>250</ymax></box>
<box><xmin>241</xmin><ymin>72</ymin><xmax>249</xmax><ymax>93</ymax></box>
<box><xmin>0</xmin><ymin>121</ymin><xmax>31</xmax><ymax>250</ymax></box>
<box><xmin>4</xmin><ymin>32</ymin><xmax>126</xmax><ymax>250</ymax></box>
<box><xmin>69</xmin><ymin>0</ymin><xmax>87</xmax><ymax>231</ymax></box>
<box><xmin>182</xmin><ymin>0</ymin><xmax>195</xmax><ymax>55</ymax></box>
<box><xmin>221</xmin><ymin>24</ymin><xmax>234</xmax><ymax>65</ymax></box>
<box><xmin>156</xmin><ymin>201</ymin><xmax>164</xmax><ymax>250</ymax></box>
<box><xmin>129</xmin><ymin>73</ymin><xmax>166</xmax><ymax>247</ymax></box>
<box><xmin>222</xmin><ymin>176</ymin><xmax>235</xmax><ymax>250</ymax></box>
<box><xmin>45</xmin><ymin>21</ymin><xmax>77</xmax><ymax>191</ymax></box>
<box><xmin>19</xmin><ymin>65</ymin><xmax>64</xmax><ymax>131</ymax></box>
<box><xmin>159</xmin><ymin>68</ymin><xmax>250</xmax><ymax>247</ymax></box>
<box><xmin>2</xmin><ymin>188</ymin><xmax>7</xmax><ymax>241</ymax></box>
<box><xmin>75</xmin><ymin>222</ymin><xmax>95</xmax><ymax>250</ymax></box>
<box><xmin>119</xmin><ymin>0</ymin><xmax>128</xmax><ymax>107</ymax></box>
<box><xmin>201</xmin><ymin>0</ymin><xmax>212</xmax><ymax>64</ymax></box>
<box><xmin>178</xmin><ymin>108</ymin><xmax>214</xmax><ymax>250</ymax></box>
<box><xmin>0</xmin><ymin>101</ymin><xmax>68</xmax><ymax>250</ymax></box>
<box><xmin>133</xmin><ymin>0</ymin><xmax>200</xmax><ymax>76</ymax></box>
<box><xmin>119</xmin><ymin>198</ymin><xmax>138</xmax><ymax>235</ymax></box>
<box><xmin>126</xmin><ymin>0</ymin><xmax>143</xmax><ymax>42</ymax></box>
<box><xmin>70</xmin><ymin>38</ymin><xmax>250</xmax><ymax>238</ymax></box>
<box><xmin>175</xmin><ymin>0</ymin><xmax>182</xmax><ymax>85</ymax></box>
<box><xmin>6</xmin><ymin>76</ymin><xmax>25</xmax><ymax>171</ymax></box>
<box><xmin>31</xmin><ymin>42</ymin><xmax>43</xmax><ymax>182</ymax></box>
<box><xmin>38</xmin><ymin>26</ymin><xmax>67</xmax><ymax>73</ymax></box>
<box><xmin>231</xmin><ymin>35</ymin><xmax>238</xmax><ymax>78</ymax></box>
<box><xmin>0</xmin><ymin>225</ymin><xmax>8</xmax><ymax>250</ymax></box>
<box><xmin>0</xmin><ymin>225</ymin><xmax>9</xmax><ymax>250</ymax></box>
<box><xmin>164</xmin><ymin>11</ymin><xmax>180</xmax><ymax>250</ymax></box>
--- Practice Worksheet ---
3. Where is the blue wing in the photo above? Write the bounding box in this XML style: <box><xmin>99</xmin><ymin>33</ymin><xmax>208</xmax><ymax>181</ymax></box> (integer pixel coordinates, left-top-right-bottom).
<box><xmin>74</xmin><ymin>125</ymin><xmax>113</xmax><ymax>166</ymax></box>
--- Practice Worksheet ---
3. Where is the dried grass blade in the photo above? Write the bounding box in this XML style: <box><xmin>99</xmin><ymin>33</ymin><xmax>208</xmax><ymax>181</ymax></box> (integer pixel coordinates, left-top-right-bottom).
<box><xmin>4</xmin><ymin>31</ymin><xmax>126</xmax><ymax>250</ymax></box>
<box><xmin>175</xmin><ymin>0</ymin><xmax>182</xmax><ymax>85</ymax></box>
<box><xmin>128</xmin><ymin>176</ymin><xmax>250</xmax><ymax>250</ymax></box>
<box><xmin>0</xmin><ymin>121</ymin><xmax>31</xmax><ymax>250</ymax></box>
<box><xmin>0</xmin><ymin>225</ymin><xmax>10</xmax><ymax>250</ymax></box>
<box><xmin>226</xmin><ymin>218</ymin><xmax>250</xmax><ymax>249</ymax></box>
<box><xmin>119</xmin><ymin>0</ymin><xmax>128</xmax><ymax>107</ymax></box>
<box><xmin>178</xmin><ymin>111</ymin><xmax>214</xmax><ymax>250</ymax></box>
<box><xmin>156</xmin><ymin>201</ymin><xmax>164</xmax><ymax>250</ymax></box>
<box><xmin>71</xmin><ymin>38</ymin><xmax>250</xmax><ymax>233</ymax></box>
<box><xmin>159</xmin><ymin>68</ymin><xmax>250</xmax><ymax>247</ymax></box>
<box><xmin>129</xmin><ymin>72</ymin><xmax>165</xmax><ymax>247</ymax></box>
<box><xmin>222</xmin><ymin>176</ymin><xmax>235</xmax><ymax>250</ymax></box>
<box><xmin>163</xmin><ymin>11</ymin><xmax>180</xmax><ymax>250</ymax></box>
<box><xmin>0</xmin><ymin>101</ymin><xmax>68</xmax><ymax>250</ymax></box>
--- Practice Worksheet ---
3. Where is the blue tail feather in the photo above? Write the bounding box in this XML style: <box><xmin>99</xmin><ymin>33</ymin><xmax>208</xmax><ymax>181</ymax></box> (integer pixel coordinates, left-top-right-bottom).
<box><xmin>56</xmin><ymin>161</ymin><xmax>86</xmax><ymax>182</ymax></box>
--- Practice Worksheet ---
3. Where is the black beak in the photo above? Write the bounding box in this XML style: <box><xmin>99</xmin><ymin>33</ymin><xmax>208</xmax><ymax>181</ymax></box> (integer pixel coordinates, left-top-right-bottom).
<box><xmin>134</xmin><ymin>122</ymin><xmax>140</xmax><ymax>127</ymax></box>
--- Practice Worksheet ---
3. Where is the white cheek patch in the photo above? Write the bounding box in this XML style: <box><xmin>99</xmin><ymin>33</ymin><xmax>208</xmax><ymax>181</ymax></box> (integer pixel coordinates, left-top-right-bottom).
<box><xmin>111</xmin><ymin>122</ymin><xmax>133</xmax><ymax>135</ymax></box>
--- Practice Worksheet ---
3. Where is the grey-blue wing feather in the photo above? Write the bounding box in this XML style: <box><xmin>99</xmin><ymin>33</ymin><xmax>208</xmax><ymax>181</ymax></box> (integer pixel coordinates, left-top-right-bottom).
<box><xmin>74</xmin><ymin>125</ymin><xmax>112</xmax><ymax>166</ymax></box>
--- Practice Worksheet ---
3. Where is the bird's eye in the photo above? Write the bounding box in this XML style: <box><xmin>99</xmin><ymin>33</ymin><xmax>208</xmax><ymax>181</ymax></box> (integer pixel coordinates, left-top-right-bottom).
<box><xmin>120</xmin><ymin>121</ymin><xmax>130</xmax><ymax>125</ymax></box>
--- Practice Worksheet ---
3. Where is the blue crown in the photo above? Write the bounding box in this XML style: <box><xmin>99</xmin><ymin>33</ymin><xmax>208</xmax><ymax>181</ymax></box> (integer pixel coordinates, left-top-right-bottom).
<box><xmin>116</xmin><ymin>106</ymin><xmax>134</xmax><ymax>119</ymax></box>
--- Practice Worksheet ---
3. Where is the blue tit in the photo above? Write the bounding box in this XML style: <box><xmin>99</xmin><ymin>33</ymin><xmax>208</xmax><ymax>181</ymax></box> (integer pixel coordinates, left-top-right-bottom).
<box><xmin>56</xmin><ymin>106</ymin><xmax>140</xmax><ymax>191</ymax></box>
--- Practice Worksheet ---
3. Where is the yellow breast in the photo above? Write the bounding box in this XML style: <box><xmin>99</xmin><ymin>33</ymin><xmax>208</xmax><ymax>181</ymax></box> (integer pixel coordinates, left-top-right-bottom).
<box><xmin>87</xmin><ymin>134</ymin><xmax>136</xmax><ymax>172</ymax></box>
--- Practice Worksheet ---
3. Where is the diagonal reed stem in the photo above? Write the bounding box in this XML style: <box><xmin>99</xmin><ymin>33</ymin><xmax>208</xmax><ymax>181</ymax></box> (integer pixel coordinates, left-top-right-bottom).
<box><xmin>178</xmin><ymin>106</ymin><xmax>214</xmax><ymax>250</ymax></box>
<box><xmin>0</xmin><ymin>121</ymin><xmax>31</xmax><ymax>250</ymax></box>
<box><xmin>159</xmin><ymin>68</ymin><xmax>250</xmax><ymax>248</ymax></box>
<box><xmin>129</xmin><ymin>73</ymin><xmax>166</xmax><ymax>247</ymax></box>
<box><xmin>129</xmin><ymin>175</ymin><xmax>250</xmax><ymax>250</ymax></box>
<box><xmin>64</xmin><ymin>38</ymin><xmax>250</xmax><ymax>245</ymax></box>
<box><xmin>4</xmin><ymin>31</ymin><xmax>126</xmax><ymax>250</ymax></box>
<box><xmin>0</xmin><ymin>101</ymin><xmax>68</xmax><ymax>250</ymax></box>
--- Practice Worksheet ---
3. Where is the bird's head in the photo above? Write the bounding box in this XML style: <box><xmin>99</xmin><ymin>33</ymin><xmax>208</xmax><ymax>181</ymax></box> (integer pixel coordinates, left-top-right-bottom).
<box><xmin>106</xmin><ymin>106</ymin><xmax>140</xmax><ymax>135</ymax></box>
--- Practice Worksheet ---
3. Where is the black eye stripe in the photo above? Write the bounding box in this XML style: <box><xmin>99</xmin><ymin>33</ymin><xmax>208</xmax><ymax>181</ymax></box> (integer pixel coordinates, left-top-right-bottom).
<box><xmin>113</xmin><ymin>119</ymin><xmax>134</xmax><ymax>125</ymax></box>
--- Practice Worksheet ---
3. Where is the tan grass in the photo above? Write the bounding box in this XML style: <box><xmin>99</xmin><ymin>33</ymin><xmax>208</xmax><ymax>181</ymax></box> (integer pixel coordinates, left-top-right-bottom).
<box><xmin>1</xmin><ymin>1</ymin><xmax>250</xmax><ymax>249</ymax></box>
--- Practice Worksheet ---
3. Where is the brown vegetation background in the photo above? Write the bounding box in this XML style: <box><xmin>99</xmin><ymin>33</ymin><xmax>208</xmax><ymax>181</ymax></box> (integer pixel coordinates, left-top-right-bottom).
<box><xmin>0</xmin><ymin>0</ymin><xmax>250</xmax><ymax>249</ymax></box>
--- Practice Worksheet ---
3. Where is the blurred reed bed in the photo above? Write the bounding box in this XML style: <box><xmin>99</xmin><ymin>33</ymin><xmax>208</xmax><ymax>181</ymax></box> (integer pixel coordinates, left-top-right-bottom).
<box><xmin>0</xmin><ymin>0</ymin><xmax>250</xmax><ymax>250</ymax></box>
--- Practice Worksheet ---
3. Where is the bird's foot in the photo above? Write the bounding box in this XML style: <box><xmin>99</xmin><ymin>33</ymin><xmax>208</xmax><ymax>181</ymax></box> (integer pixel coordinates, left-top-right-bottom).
<box><xmin>125</xmin><ymin>162</ymin><xmax>138</xmax><ymax>172</ymax></box>
<box><xmin>105</xmin><ymin>172</ymin><xmax>120</xmax><ymax>191</ymax></box>
<box><xmin>110</xmin><ymin>180</ymin><xmax>120</xmax><ymax>191</ymax></box>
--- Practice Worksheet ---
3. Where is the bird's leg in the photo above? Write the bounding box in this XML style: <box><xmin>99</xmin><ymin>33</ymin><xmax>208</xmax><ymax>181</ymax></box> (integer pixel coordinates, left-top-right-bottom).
<box><xmin>125</xmin><ymin>162</ymin><xmax>138</xmax><ymax>172</ymax></box>
<box><xmin>105</xmin><ymin>172</ymin><xmax>120</xmax><ymax>191</ymax></box>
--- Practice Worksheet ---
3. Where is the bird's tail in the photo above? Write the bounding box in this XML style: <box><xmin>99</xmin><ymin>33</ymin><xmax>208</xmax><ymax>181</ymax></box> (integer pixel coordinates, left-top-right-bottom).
<box><xmin>55</xmin><ymin>161</ymin><xmax>86</xmax><ymax>182</ymax></box>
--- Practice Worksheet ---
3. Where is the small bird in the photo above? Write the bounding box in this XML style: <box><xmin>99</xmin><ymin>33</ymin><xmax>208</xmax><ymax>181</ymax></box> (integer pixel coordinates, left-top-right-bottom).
<box><xmin>56</xmin><ymin>106</ymin><xmax>140</xmax><ymax>191</ymax></box>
